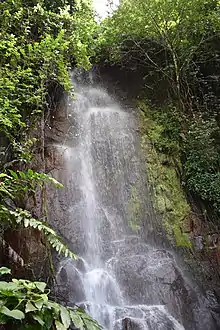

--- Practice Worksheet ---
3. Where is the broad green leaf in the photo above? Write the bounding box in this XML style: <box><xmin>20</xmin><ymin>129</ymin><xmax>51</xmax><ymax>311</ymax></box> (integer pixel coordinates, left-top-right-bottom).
<box><xmin>8</xmin><ymin>170</ymin><xmax>19</xmax><ymax>180</ymax></box>
<box><xmin>18</xmin><ymin>171</ymin><xmax>27</xmax><ymax>179</ymax></box>
<box><xmin>35</xmin><ymin>282</ymin><xmax>46</xmax><ymax>293</ymax></box>
<box><xmin>83</xmin><ymin>319</ymin><xmax>100</xmax><ymax>330</ymax></box>
<box><xmin>0</xmin><ymin>267</ymin><xmax>11</xmax><ymax>276</ymax></box>
<box><xmin>60</xmin><ymin>306</ymin><xmax>71</xmax><ymax>328</ymax></box>
<box><xmin>0</xmin><ymin>282</ymin><xmax>19</xmax><ymax>291</ymax></box>
<box><xmin>70</xmin><ymin>311</ymin><xmax>84</xmax><ymax>329</ymax></box>
<box><xmin>33</xmin><ymin>314</ymin><xmax>45</xmax><ymax>326</ymax></box>
<box><xmin>12</xmin><ymin>279</ymin><xmax>19</xmax><ymax>284</ymax></box>
<box><xmin>0</xmin><ymin>306</ymin><xmax>25</xmax><ymax>320</ymax></box>
<box><xmin>0</xmin><ymin>313</ymin><xmax>7</xmax><ymax>324</ymax></box>
<box><xmin>47</xmin><ymin>301</ymin><xmax>59</xmax><ymax>309</ymax></box>
<box><xmin>25</xmin><ymin>301</ymin><xmax>38</xmax><ymax>313</ymax></box>
<box><xmin>41</xmin><ymin>294</ymin><xmax>49</xmax><ymax>303</ymax></box>
<box><xmin>43</xmin><ymin>309</ymin><xmax>54</xmax><ymax>329</ymax></box>
<box><xmin>27</xmin><ymin>169</ymin><xmax>34</xmax><ymax>178</ymax></box>
<box><xmin>55</xmin><ymin>320</ymin><xmax>67</xmax><ymax>330</ymax></box>
<box><xmin>33</xmin><ymin>298</ymin><xmax>44</xmax><ymax>310</ymax></box>
<box><xmin>0</xmin><ymin>300</ymin><xmax>5</xmax><ymax>308</ymax></box>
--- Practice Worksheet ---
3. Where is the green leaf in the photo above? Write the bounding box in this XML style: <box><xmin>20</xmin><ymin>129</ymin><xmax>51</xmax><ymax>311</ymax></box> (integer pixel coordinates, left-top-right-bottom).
<box><xmin>55</xmin><ymin>320</ymin><xmax>67</xmax><ymax>330</ymax></box>
<box><xmin>60</xmin><ymin>306</ymin><xmax>71</xmax><ymax>328</ymax></box>
<box><xmin>0</xmin><ymin>300</ymin><xmax>5</xmax><ymax>308</ymax></box>
<box><xmin>0</xmin><ymin>282</ymin><xmax>19</xmax><ymax>291</ymax></box>
<box><xmin>83</xmin><ymin>319</ymin><xmax>100</xmax><ymax>330</ymax></box>
<box><xmin>33</xmin><ymin>314</ymin><xmax>45</xmax><ymax>326</ymax></box>
<box><xmin>33</xmin><ymin>298</ymin><xmax>44</xmax><ymax>310</ymax></box>
<box><xmin>20</xmin><ymin>280</ymin><xmax>35</xmax><ymax>290</ymax></box>
<box><xmin>0</xmin><ymin>267</ymin><xmax>11</xmax><ymax>276</ymax></box>
<box><xmin>0</xmin><ymin>306</ymin><xmax>25</xmax><ymax>320</ymax></box>
<box><xmin>70</xmin><ymin>311</ymin><xmax>84</xmax><ymax>329</ymax></box>
<box><xmin>27</xmin><ymin>169</ymin><xmax>34</xmax><ymax>178</ymax></box>
<box><xmin>35</xmin><ymin>282</ymin><xmax>46</xmax><ymax>293</ymax></box>
<box><xmin>0</xmin><ymin>173</ymin><xmax>11</xmax><ymax>179</ymax></box>
<box><xmin>25</xmin><ymin>301</ymin><xmax>38</xmax><ymax>313</ymax></box>
<box><xmin>9</xmin><ymin>170</ymin><xmax>19</xmax><ymax>180</ymax></box>
<box><xmin>18</xmin><ymin>171</ymin><xmax>27</xmax><ymax>179</ymax></box>
<box><xmin>0</xmin><ymin>313</ymin><xmax>7</xmax><ymax>324</ymax></box>
<box><xmin>43</xmin><ymin>309</ymin><xmax>54</xmax><ymax>329</ymax></box>
<box><xmin>41</xmin><ymin>294</ymin><xmax>49</xmax><ymax>303</ymax></box>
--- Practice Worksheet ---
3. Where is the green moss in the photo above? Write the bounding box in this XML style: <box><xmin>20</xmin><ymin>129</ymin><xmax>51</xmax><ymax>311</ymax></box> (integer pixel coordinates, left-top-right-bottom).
<box><xmin>173</xmin><ymin>224</ymin><xmax>192</xmax><ymax>248</ymax></box>
<box><xmin>139</xmin><ymin>100</ymin><xmax>192</xmax><ymax>248</ymax></box>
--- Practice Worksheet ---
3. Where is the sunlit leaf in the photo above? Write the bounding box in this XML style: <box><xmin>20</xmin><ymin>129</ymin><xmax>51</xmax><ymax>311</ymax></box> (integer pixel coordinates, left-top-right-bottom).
<box><xmin>55</xmin><ymin>320</ymin><xmax>67</xmax><ymax>330</ymax></box>
<box><xmin>25</xmin><ymin>301</ymin><xmax>38</xmax><ymax>313</ymax></box>
<box><xmin>35</xmin><ymin>282</ymin><xmax>46</xmax><ymax>293</ymax></box>
<box><xmin>33</xmin><ymin>314</ymin><xmax>45</xmax><ymax>326</ymax></box>
<box><xmin>0</xmin><ymin>267</ymin><xmax>11</xmax><ymax>276</ymax></box>
<box><xmin>60</xmin><ymin>306</ymin><xmax>71</xmax><ymax>328</ymax></box>
<box><xmin>0</xmin><ymin>306</ymin><xmax>25</xmax><ymax>320</ymax></box>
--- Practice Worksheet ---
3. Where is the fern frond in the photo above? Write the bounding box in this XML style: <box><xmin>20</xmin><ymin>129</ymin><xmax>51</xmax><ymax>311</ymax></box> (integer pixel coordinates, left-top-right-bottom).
<box><xmin>9</xmin><ymin>208</ymin><xmax>77</xmax><ymax>260</ymax></box>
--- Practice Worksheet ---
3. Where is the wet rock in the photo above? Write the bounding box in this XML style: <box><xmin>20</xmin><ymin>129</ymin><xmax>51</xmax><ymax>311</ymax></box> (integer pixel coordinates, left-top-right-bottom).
<box><xmin>56</xmin><ymin>259</ymin><xmax>85</xmax><ymax>303</ymax></box>
<box><xmin>194</xmin><ymin>235</ymin><xmax>203</xmax><ymax>250</ymax></box>
<box><xmin>143</xmin><ymin>306</ymin><xmax>182</xmax><ymax>330</ymax></box>
<box><xmin>109</xmin><ymin>247</ymin><xmax>196</xmax><ymax>325</ymax></box>
<box><xmin>113</xmin><ymin>306</ymin><xmax>183</xmax><ymax>330</ymax></box>
<box><xmin>114</xmin><ymin>317</ymin><xmax>146</xmax><ymax>330</ymax></box>
<box><xmin>115</xmin><ymin>306</ymin><xmax>145</xmax><ymax>320</ymax></box>
<box><xmin>112</xmin><ymin>236</ymin><xmax>150</xmax><ymax>257</ymax></box>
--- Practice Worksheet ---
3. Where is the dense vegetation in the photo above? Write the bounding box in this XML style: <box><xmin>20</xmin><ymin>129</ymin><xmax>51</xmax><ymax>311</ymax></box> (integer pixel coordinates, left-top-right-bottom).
<box><xmin>97</xmin><ymin>0</ymin><xmax>220</xmax><ymax>228</ymax></box>
<box><xmin>0</xmin><ymin>267</ymin><xmax>100</xmax><ymax>330</ymax></box>
<box><xmin>0</xmin><ymin>0</ymin><xmax>100</xmax><ymax>329</ymax></box>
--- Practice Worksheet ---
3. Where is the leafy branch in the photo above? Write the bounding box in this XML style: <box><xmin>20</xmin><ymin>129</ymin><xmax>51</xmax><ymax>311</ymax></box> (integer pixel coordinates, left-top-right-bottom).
<box><xmin>0</xmin><ymin>267</ymin><xmax>101</xmax><ymax>330</ymax></box>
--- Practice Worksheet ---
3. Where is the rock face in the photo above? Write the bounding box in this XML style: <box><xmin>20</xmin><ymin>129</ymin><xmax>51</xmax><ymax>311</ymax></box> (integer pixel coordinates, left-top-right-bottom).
<box><xmin>45</xmin><ymin>74</ymin><xmax>220</xmax><ymax>330</ymax></box>
<box><xmin>56</xmin><ymin>259</ymin><xmax>86</xmax><ymax>303</ymax></box>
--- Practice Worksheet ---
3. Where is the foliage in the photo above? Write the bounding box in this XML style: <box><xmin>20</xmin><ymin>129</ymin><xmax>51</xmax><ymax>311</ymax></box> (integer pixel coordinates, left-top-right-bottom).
<box><xmin>0</xmin><ymin>2</ymin><xmax>100</xmax><ymax>329</ymax></box>
<box><xmin>8</xmin><ymin>208</ymin><xmax>77</xmax><ymax>260</ymax></box>
<box><xmin>0</xmin><ymin>169</ymin><xmax>76</xmax><ymax>259</ymax></box>
<box><xmin>0</xmin><ymin>0</ymin><xmax>97</xmax><ymax>259</ymax></box>
<box><xmin>97</xmin><ymin>0</ymin><xmax>220</xmax><ymax>219</ymax></box>
<box><xmin>0</xmin><ymin>267</ymin><xmax>101</xmax><ymax>330</ymax></box>
<box><xmin>98</xmin><ymin>0</ymin><xmax>219</xmax><ymax>105</ymax></box>
<box><xmin>0</xmin><ymin>169</ymin><xmax>62</xmax><ymax>201</ymax></box>
<box><xmin>183</xmin><ymin>119</ymin><xmax>220</xmax><ymax>213</ymax></box>
<box><xmin>0</xmin><ymin>0</ymin><xmax>97</xmax><ymax>144</ymax></box>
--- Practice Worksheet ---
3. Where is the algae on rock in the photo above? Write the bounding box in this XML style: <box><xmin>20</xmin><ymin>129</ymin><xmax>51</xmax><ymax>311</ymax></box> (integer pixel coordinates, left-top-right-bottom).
<box><xmin>138</xmin><ymin>100</ymin><xmax>191</xmax><ymax>248</ymax></box>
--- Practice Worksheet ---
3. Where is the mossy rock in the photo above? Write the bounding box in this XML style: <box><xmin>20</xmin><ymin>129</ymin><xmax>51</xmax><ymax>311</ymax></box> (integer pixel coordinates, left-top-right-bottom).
<box><xmin>138</xmin><ymin>100</ymin><xmax>191</xmax><ymax>248</ymax></box>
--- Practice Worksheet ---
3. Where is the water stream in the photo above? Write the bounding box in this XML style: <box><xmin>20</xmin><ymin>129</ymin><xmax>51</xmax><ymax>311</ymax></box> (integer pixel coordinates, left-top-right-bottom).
<box><xmin>49</xmin><ymin>75</ymin><xmax>217</xmax><ymax>330</ymax></box>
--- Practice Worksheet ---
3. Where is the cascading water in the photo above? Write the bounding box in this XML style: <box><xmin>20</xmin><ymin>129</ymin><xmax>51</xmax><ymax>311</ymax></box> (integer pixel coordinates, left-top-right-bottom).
<box><xmin>49</xmin><ymin>73</ymin><xmax>218</xmax><ymax>330</ymax></box>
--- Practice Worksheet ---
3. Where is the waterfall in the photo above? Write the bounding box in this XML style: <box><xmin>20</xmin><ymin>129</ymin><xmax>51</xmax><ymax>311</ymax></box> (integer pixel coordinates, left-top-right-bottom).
<box><xmin>49</xmin><ymin>74</ymin><xmax>217</xmax><ymax>330</ymax></box>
